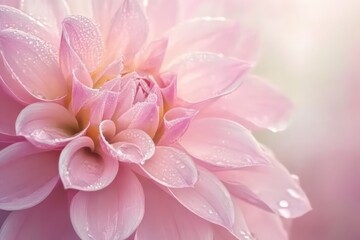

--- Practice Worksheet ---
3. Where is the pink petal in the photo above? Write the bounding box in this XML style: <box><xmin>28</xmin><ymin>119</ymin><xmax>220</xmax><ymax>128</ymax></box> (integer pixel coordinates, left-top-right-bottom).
<box><xmin>99</xmin><ymin>120</ymin><xmax>155</xmax><ymax>164</ymax></box>
<box><xmin>135</xmin><ymin>179</ymin><xmax>213</xmax><ymax>240</ymax></box>
<box><xmin>169</xmin><ymin>167</ymin><xmax>235</xmax><ymax>230</ymax></box>
<box><xmin>145</xmin><ymin>0</ymin><xmax>179</xmax><ymax>38</ymax></box>
<box><xmin>20</xmin><ymin>0</ymin><xmax>70</xmax><ymax>34</ymax></box>
<box><xmin>0</xmin><ymin>0</ymin><xmax>20</xmax><ymax>8</ymax></box>
<box><xmin>61</xmin><ymin>16</ymin><xmax>103</xmax><ymax>73</ymax></box>
<box><xmin>0</xmin><ymin>5</ymin><xmax>56</xmax><ymax>44</ymax></box>
<box><xmin>0</xmin><ymin>185</ymin><xmax>80</xmax><ymax>240</ymax></box>
<box><xmin>158</xmin><ymin>72</ymin><xmax>177</xmax><ymax>107</ymax></box>
<box><xmin>0</xmin><ymin>29</ymin><xmax>66</xmax><ymax>100</ymax></box>
<box><xmin>106</xmin><ymin>0</ymin><xmax>149</xmax><ymax>62</ymax></box>
<box><xmin>59</xmin><ymin>136</ymin><xmax>118</xmax><ymax>191</ymax></box>
<box><xmin>202</xmin><ymin>75</ymin><xmax>293</xmax><ymax>132</ymax></box>
<box><xmin>140</xmin><ymin>146</ymin><xmax>198</xmax><ymax>188</ymax></box>
<box><xmin>0</xmin><ymin>82</ymin><xmax>23</xmax><ymax>135</ymax></box>
<box><xmin>135</xmin><ymin>38</ymin><xmax>168</xmax><ymax>73</ymax></box>
<box><xmin>216</xmin><ymin>147</ymin><xmax>311</xmax><ymax>218</ymax></box>
<box><xmin>117</xmin><ymin>93</ymin><xmax>159</xmax><ymax>138</ymax></box>
<box><xmin>157</xmin><ymin>107</ymin><xmax>197</xmax><ymax>145</ymax></box>
<box><xmin>166</xmin><ymin>52</ymin><xmax>251</xmax><ymax>103</ymax></box>
<box><xmin>0</xmin><ymin>142</ymin><xmax>59</xmax><ymax>210</ymax></box>
<box><xmin>179</xmin><ymin>118</ymin><xmax>269</xmax><ymax>169</ymax></box>
<box><xmin>70</xmin><ymin>167</ymin><xmax>144</xmax><ymax>240</ymax></box>
<box><xmin>164</xmin><ymin>18</ymin><xmax>240</xmax><ymax>63</ymax></box>
<box><xmin>235</xmin><ymin>199</ymin><xmax>288</xmax><ymax>240</ymax></box>
<box><xmin>15</xmin><ymin>102</ymin><xmax>87</xmax><ymax>149</ymax></box>
<box><xmin>66</xmin><ymin>0</ymin><xmax>93</xmax><ymax>17</ymax></box>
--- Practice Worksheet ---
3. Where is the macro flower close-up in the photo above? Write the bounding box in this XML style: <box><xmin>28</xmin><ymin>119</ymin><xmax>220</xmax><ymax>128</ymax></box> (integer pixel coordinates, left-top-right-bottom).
<box><xmin>0</xmin><ymin>0</ymin><xmax>311</xmax><ymax>239</ymax></box>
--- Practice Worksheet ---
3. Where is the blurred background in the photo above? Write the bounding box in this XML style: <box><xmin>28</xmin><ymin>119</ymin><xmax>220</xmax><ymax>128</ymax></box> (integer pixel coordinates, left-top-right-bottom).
<box><xmin>246</xmin><ymin>0</ymin><xmax>360</xmax><ymax>239</ymax></box>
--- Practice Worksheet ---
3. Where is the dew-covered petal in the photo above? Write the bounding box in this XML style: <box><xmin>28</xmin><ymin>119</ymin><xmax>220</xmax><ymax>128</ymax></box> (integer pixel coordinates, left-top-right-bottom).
<box><xmin>140</xmin><ymin>146</ymin><xmax>198</xmax><ymax>188</ymax></box>
<box><xmin>169</xmin><ymin>167</ymin><xmax>235</xmax><ymax>230</ymax></box>
<box><xmin>166</xmin><ymin>52</ymin><xmax>250</xmax><ymax>103</ymax></box>
<box><xmin>99</xmin><ymin>120</ymin><xmax>155</xmax><ymax>164</ymax></box>
<box><xmin>0</xmin><ymin>185</ymin><xmax>80</xmax><ymax>240</ymax></box>
<box><xmin>179</xmin><ymin>118</ymin><xmax>269</xmax><ymax>169</ymax></box>
<box><xmin>0</xmin><ymin>29</ymin><xmax>66</xmax><ymax>100</ymax></box>
<box><xmin>158</xmin><ymin>72</ymin><xmax>177</xmax><ymax>107</ymax></box>
<box><xmin>216</xmin><ymin>147</ymin><xmax>311</xmax><ymax>218</ymax></box>
<box><xmin>0</xmin><ymin>82</ymin><xmax>23</xmax><ymax>135</ymax></box>
<box><xmin>157</xmin><ymin>107</ymin><xmax>197</xmax><ymax>145</ymax></box>
<box><xmin>106</xmin><ymin>0</ymin><xmax>149</xmax><ymax>61</ymax></box>
<box><xmin>235</xmin><ymin>199</ymin><xmax>288</xmax><ymax>240</ymax></box>
<box><xmin>15</xmin><ymin>102</ymin><xmax>86</xmax><ymax>149</ymax></box>
<box><xmin>20</xmin><ymin>0</ymin><xmax>70</xmax><ymax>34</ymax></box>
<box><xmin>61</xmin><ymin>16</ymin><xmax>103</xmax><ymax>73</ymax></box>
<box><xmin>135</xmin><ymin>38</ymin><xmax>168</xmax><ymax>73</ymax></box>
<box><xmin>70</xmin><ymin>167</ymin><xmax>144</xmax><ymax>240</ymax></box>
<box><xmin>0</xmin><ymin>5</ymin><xmax>55</xmax><ymax>44</ymax></box>
<box><xmin>0</xmin><ymin>142</ymin><xmax>59</xmax><ymax>210</ymax></box>
<box><xmin>202</xmin><ymin>75</ymin><xmax>293</xmax><ymax>132</ymax></box>
<box><xmin>59</xmin><ymin>136</ymin><xmax>118</xmax><ymax>191</ymax></box>
<box><xmin>135</xmin><ymin>178</ymin><xmax>213</xmax><ymax>240</ymax></box>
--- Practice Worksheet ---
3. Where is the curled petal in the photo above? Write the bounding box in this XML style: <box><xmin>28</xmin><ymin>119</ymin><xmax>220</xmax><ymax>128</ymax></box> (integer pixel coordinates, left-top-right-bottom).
<box><xmin>0</xmin><ymin>185</ymin><xmax>79</xmax><ymax>240</ymax></box>
<box><xmin>169</xmin><ymin>167</ymin><xmax>235</xmax><ymax>230</ymax></box>
<box><xmin>61</xmin><ymin>16</ymin><xmax>104</xmax><ymax>73</ymax></box>
<box><xmin>20</xmin><ymin>0</ymin><xmax>70</xmax><ymax>33</ymax></box>
<box><xmin>106</xmin><ymin>0</ymin><xmax>149</xmax><ymax>61</ymax></box>
<box><xmin>99</xmin><ymin>120</ymin><xmax>155</xmax><ymax>164</ymax></box>
<box><xmin>179</xmin><ymin>118</ymin><xmax>269</xmax><ymax>169</ymax></box>
<box><xmin>158</xmin><ymin>72</ymin><xmax>177</xmax><ymax>107</ymax></box>
<box><xmin>166</xmin><ymin>52</ymin><xmax>251</xmax><ymax>103</ymax></box>
<box><xmin>0</xmin><ymin>29</ymin><xmax>66</xmax><ymax>100</ymax></box>
<box><xmin>15</xmin><ymin>102</ymin><xmax>87</xmax><ymax>149</ymax></box>
<box><xmin>0</xmin><ymin>5</ymin><xmax>55</xmax><ymax>44</ymax></box>
<box><xmin>0</xmin><ymin>142</ymin><xmax>59</xmax><ymax>210</ymax></box>
<box><xmin>135</xmin><ymin>179</ymin><xmax>212</xmax><ymax>240</ymax></box>
<box><xmin>70</xmin><ymin>167</ymin><xmax>144</xmax><ymax>240</ymax></box>
<box><xmin>216</xmin><ymin>147</ymin><xmax>311</xmax><ymax>218</ymax></box>
<box><xmin>202</xmin><ymin>75</ymin><xmax>293</xmax><ymax>132</ymax></box>
<box><xmin>117</xmin><ymin>93</ymin><xmax>159</xmax><ymax>138</ymax></box>
<box><xmin>157</xmin><ymin>107</ymin><xmax>197</xmax><ymax>145</ymax></box>
<box><xmin>140</xmin><ymin>146</ymin><xmax>198</xmax><ymax>188</ymax></box>
<box><xmin>59</xmin><ymin>136</ymin><xmax>118</xmax><ymax>191</ymax></box>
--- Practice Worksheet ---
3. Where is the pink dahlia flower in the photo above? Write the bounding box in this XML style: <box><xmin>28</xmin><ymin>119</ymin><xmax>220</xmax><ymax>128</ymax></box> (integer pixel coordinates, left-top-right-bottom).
<box><xmin>0</xmin><ymin>1</ymin><xmax>310</xmax><ymax>239</ymax></box>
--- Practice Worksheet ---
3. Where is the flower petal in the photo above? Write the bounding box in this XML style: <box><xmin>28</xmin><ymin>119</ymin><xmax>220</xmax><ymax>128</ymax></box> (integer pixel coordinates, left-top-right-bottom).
<box><xmin>0</xmin><ymin>185</ymin><xmax>80</xmax><ymax>240</ymax></box>
<box><xmin>0</xmin><ymin>5</ymin><xmax>55</xmax><ymax>44</ymax></box>
<box><xmin>106</xmin><ymin>0</ymin><xmax>149</xmax><ymax>61</ymax></box>
<box><xmin>0</xmin><ymin>142</ymin><xmax>58</xmax><ymax>210</ymax></box>
<box><xmin>135</xmin><ymin>37</ymin><xmax>168</xmax><ymax>73</ymax></box>
<box><xmin>145</xmin><ymin>0</ymin><xmax>179</xmax><ymax>38</ymax></box>
<box><xmin>157</xmin><ymin>107</ymin><xmax>197</xmax><ymax>145</ymax></box>
<box><xmin>0</xmin><ymin>82</ymin><xmax>23</xmax><ymax>135</ymax></box>
<box><xmin>15</xmin><ymin>102</ymin><xmax>86</xmax><ymax>149</ymax></box>
<box><xmin>169</xmin><ymin>167</ymin><xmax>235</xmax><ymax>230</ymax></box>
<box><xmin>20</xmin><ymin>0</ymin><xmax>70</xmax><ymax>34</ymax></box>
<box><xmin>99</xmin><ymin>120</ymin><xmax>155</xmax><ymax>164</ymax></box>
<box><xmin>216</xmin><ymin>147</ymin><xmax>311</xmax><ymax>218</ymax></box>
<box><xmin>61</xmin><ymin>16</ymin><xmax>103</xmax><ymax>73</ymax></box>
<box><xmin>135</xmin><ymin>178</ymin><xmax>213</xmax><ymax>240</ymax></box>
<box><xmin>179</xmin><ymin>118</ymin><xmax>269</xmax><ymax>169</ymax></box>
<box><xmin>202</xmin><ymin>75</ymin><xmax>293</xmax><ymax>132</ymax></box>
<box><xmin>164</xmin><ymin>18</ymin><xmax>240</xmax><ymax>63</ymax></box>
<box><xmin>0</xmin><ymin>0</ymin><xmax>20</xmax><ymax>8</ymax></box>
<box><xmin>166</xmin><ymin>52</ymin><xmax>250</xmax><ymax>103</ymax></box>
<box><xmin>59</xmin><ymin>136</ymin><xmax>118</xmax><ymax>191</ymax></box>
<box><xmin>70</xmin><ymin>167</ymin><xmax>144</xmax><ymax>240</ymax></box>
<box><xmin>0</xmin><ymin>29</ymin><xmax>66</xmax><ymax>100</ymax></box>
<box><xmin>140</xmin><ymin>146</ymin><xmax>198</xmax><ymax>188</ymax></box>
<box><xmin>117</xmin><ymin>93</ymin><xmax>159</xmax><ymax>138</ymax></box>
